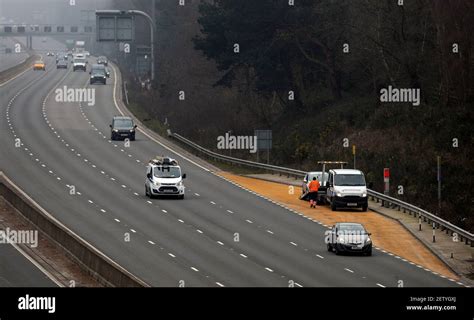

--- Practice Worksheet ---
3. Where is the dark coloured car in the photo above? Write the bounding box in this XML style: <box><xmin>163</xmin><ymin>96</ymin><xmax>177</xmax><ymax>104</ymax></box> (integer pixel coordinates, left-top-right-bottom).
<box><xmin>89</xmin><ymin>68</ymin><xmax>106</xmax><ymax>85</ymax></box>
<box><xmin>90</xmin><ymin>64</ymin><xmax>110</xmax><ymax>79</ymax></box>
<box><xmin>110</xmin><ymin>116</ymin><xmax>136</xmax><ymax>141</ymax></box>
<box><xmin>97</xmin><ymin>56</ymin><xmax>108</xmax><ymax>66</ymax></box>
<box><xmin>327</xmin><ymin>222</ymin><xmax>372</xmax><ymax>256</ymax></box>
<box><xmin>56</xmin><ymin>59</ymin><xmax>68</xmax><ymax>69</ymax></box>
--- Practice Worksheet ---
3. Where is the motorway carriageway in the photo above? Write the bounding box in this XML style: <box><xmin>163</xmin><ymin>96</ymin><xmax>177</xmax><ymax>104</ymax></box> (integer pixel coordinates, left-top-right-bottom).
<box><xmin>0</xmin><ymin>53</ymin><xmax>466</xmax><ymax>287</ymax></box>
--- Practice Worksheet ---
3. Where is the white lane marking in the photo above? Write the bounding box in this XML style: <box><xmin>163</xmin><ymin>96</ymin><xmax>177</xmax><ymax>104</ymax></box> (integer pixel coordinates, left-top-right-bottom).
<box><xmin>344</xmin><ymin>268</ymin><xmax>354</xmax><ymax>273</ymax></box>
<box><xmin>196</xmin><ymin>229</ymin><xmax>203</xmax><ymax>234</ymax></box>
<box><xmin>376</xmin><ymin>283</ymin><xmax>385</xmax><ymax>288</ymax></box>
<box><xmin>266</xmin><ymin>230</ymin><xmax>274</xmax><ymax>234</ymax></box>
<box><xmin>168</xmin><ymin>253</ymin><xmax>176</xmax><ymax>258</ymax></box>
<box><xmin>295</xmin><ymin>282</ymin><xmax>303</xmax><ymax>287</ymax></box>
<box><xmin>216</xmin><ymin>282</ymin><xmax>224</xmax><ymax>287</ymax></box>
<box><xmin>290</xmin><ymin>241</ymin><xmax>297</xmax><ymax>246</ymax></box>
<box><xmin>130</xmin><ymin>229</ymin><xmax>136</xmax><ymax>233</ymax></box>
<box><xmin>114</xmin><ymin>219</ymin><xmax>120</xmax><ymax>223</ymax></box>
<box><xmin>240</xmin><ymin>253</ymin><xmax>247</xmax><ymax>258</ymax></box>
<box><xmin>194</xmin><ymin>193</ymin><xmax>200</xmax><ymax>196</ymax></box>
<box><xmin>148</xmin><ymin>240</ymin><xmax>155</xmax><ymax>245</ymax></box>
<box><xmin>147</xmin><ymin>201</ymin><xmax>152</xmax><ymax>204</ymax></box>
<box><xmin>210</xmin><ymin>201</ymin><xmax>216</xmax><ymax>205</ymax></box>
<box><xmin>88</xmin><ymin>200</ymin><xmax>93</xmax><ymax>204</ymax></box>
<box><xmin>191</xmin><ymin>267</ymin><xmax>199</xmax><ymax>272</ymax></box>
<box><xmin>100</xmin><ymin>209</ymin><xmax>106</xmax><ymax>213</ymax></box>
<box><xmin>178</xmin><ymin>219</ymin><xmax>184</xmax><ymax>223</ymax></box>
<box><xmin>265</xmin><ymin>267</ymin><xmax>274</xmax><ymax>272</ymax></box>
<box><xmin>245</xmin><ymin>219</ymin><xmax>253</xmax><ymax>224</ymax></box>
<box><xmin>316</xmin><ymin>254</ymin><xmax>325</xmax><ymax>259</ymax></box>
<box><xmin>226</xmin><ymin>210</ymin><xmax>233</xmax><ymax>214</ymax></box>
<box><xmin>162</xmin><ymin>209</ymin><xmax>167</xmax><ymax>213</ymax></box>
<box><xmin>217</xmin><ymin>241</ymin><xmax>224</xmax><ymax>245</ymax></box>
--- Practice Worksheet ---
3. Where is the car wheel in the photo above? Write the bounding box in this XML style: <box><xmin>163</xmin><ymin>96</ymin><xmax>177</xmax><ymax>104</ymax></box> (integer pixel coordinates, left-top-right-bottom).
<box><xmin>362</xmin><ymin>205</ymin><xmax>368</xmax><ymax>212</ymax></box>
<box><xmin>179</xmin><ymin>194</ymin><xmax>184</xmax><ymax>200</ymax></box>
<box><xmin>331</xmin><ymin>200</ymin><xmax>337</xmax><ymax>211</ymax></box>
<box><xmin>327</xmin><ymin>243</ymin><xmax>332</xmax><ymax>252</ymax></box>
<box><xmin>334</xmin><ymin>247</ymin><xmax>341</xmax><ymax>255</ymax></box>
<box><xmin>145</xmin><ymin>185</ymin><xmax>149</xmax><ymax>197</ymax></box>
<box><xmin>365</xmin><ymin>249</ymin><xmax>372</xmax><ymax>256</ymax></box>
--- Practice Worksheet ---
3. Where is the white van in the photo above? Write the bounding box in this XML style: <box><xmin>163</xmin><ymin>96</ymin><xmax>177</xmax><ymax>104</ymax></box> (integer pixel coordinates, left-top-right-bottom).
<box><xmin>145</xmin><ymin>157</ymin><xmax>186</xmax><ymax>199</ymax></box>
<box><xmin>325</xmin><ymin>169</ymin><xmax>368</xmax><ymax>211</ymax></box>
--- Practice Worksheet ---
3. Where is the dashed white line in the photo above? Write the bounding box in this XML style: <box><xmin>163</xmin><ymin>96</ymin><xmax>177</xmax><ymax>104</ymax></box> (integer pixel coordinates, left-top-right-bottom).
<box><xmin>344</xmin><ymin>268</ymin><xmax>354</xmax><ymax>273</ymax></box>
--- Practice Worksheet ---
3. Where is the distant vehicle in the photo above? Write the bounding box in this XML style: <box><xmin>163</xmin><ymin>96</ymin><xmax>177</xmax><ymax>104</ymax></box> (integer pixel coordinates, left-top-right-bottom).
<box><xmin>145</xmin><ymin>157</ymin><xmax>186</xmax><ymax>199</ymax></box>
<box><xmin>109</xmin><ymin>116</ymin><xmax>136</xmax><ymax>141</ymax></box>
<box><xmin>84</xmin><ymin>51</ymin><xmax>90</xmax><ymax>57</ymax></box>
<box><xmin>89</xmin><ymin>65</ymin><xmax>106</xmax><ymax>85</ymax></box>
<box><xmin>73</xmin><ymin>53</ymin><xmax>86</xmax><ymax>60</ymax></box>
<box><xmin>325</xmin><ymin>169</ymin><xmax>368</xmax><ymax>211</ymax></box>
<box><xmin>56</xmin><ymin>52</ymin><xmax>67</xmax><ymax>63</ymax></box>
<box><xmin>97</xmin><ymin>56</ymin><xmax>108</xmax><ymax>66</ymax></box>
<box><xmin>91</xmin><ymin>64</ymin><xmax>110</xmax><ymax>78</ymax></box>
<box><xmin>46</xmin><ymin>52</ymin><xmax>54</xmax><ymax>56</ymax></box>
<box><xmin>327</xmin><ymin>222</ymin><xmax>372</xmax><ymax>256</ymax></box>
<box><xmin>56</xmin><ymin>59</ymin><xmax>68</xmax><ymax>69</ymax></box>
<box><xmin>33</xmin><ymin>60</ymin><xmax>45</xmax><ymax>71</ymax></box>
<box><xmin>72</xmin><ymin>58</ymin><xmax>87</xmax><ymax>72</ymax></box>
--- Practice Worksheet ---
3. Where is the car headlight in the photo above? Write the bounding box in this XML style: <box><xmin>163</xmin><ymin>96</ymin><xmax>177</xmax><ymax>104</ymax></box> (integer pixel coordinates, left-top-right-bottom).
<box><xmin>365</xmin><ymin>236</ymin><xmax>372</xmax><ymax>243</ymax></box>
<box><xmin>362</xmin><ymin>193</ymin><xmax>367</xmax><ymax>197</ymax></box>
<box><xmin>113</xmin><ymin>129</ymin><xmax>118</xmax><ymax>132</ymax></box>
<box><xmin>338</xmin><ymin>237</ymin><xmax>345</xmax><ymax>244</ymax></box>
<box><xmin>177</xmin><ymin>181</ymin><xmax>183</xmax><ymax>187</ymax></box>
<box><xmin>129</xmin><ymin>129</ymin><xmax>134</xmax><ymax>132</ymax></box>
<box><xmin>336</xmin><ymin>192</ymin><xmax>342</xmax><ymax>197</ymax></box>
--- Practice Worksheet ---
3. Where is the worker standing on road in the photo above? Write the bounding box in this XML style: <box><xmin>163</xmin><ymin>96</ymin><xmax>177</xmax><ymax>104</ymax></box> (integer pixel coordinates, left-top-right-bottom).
<box><xmin>308</xmin><ymin>177</ymin><xmax>320</xmax><ymax>208</ymax></box>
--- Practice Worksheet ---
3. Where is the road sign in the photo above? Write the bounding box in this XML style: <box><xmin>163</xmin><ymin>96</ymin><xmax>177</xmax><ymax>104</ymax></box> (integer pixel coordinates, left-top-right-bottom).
<box><xmin>96</xmin><ymin>11</ymin><xmax>134</xmax><ymax>42</ymax></box>
<box><xmin>255</xmin><ymin>130</ymin><xmax>272</xmax><ymax>151</ymax></box>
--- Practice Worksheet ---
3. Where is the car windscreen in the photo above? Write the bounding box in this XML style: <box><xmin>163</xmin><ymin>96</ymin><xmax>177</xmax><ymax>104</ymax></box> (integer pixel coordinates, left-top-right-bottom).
<box><xmin>334</xmin><ymin>174</ymin><xmax>365</xmax><ymax>186</ymax></box>
<box><xmin>113</xmin><ymin>119</ymin><xmax>133</xmax><ymax>128</ymax></box>
<box><xmin>74</xmin><ymin>59</ymin><xmax>86</xmax><ymax>63</ymax></box>
<box><xmin>153</xmin><ymin>166</ymin><xmax>181</xmax><ymax>178</ymax></box>
<box><xmin>92</xmin><ymin>69</ymin><xmax>105</xmax><ymax>76</ymax></box>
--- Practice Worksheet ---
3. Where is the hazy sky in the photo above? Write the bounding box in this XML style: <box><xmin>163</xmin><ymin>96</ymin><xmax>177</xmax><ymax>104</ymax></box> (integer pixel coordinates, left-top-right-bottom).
<box><xmin>0</xmin><ymin>0</ymin><xmax>116</xmax><ymax>25</ymax></box>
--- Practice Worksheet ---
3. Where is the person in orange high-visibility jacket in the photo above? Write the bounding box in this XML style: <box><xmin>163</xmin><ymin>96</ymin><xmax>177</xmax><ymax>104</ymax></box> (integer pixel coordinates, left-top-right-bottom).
<box><xmin>308</xmin><ymin>177</ymin><xmax>320</xmax><ymax>208</ymax></box>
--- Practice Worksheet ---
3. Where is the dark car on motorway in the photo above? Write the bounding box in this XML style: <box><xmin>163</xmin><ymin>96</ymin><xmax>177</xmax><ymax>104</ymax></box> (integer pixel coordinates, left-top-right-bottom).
<box><xmin>110</xmin><ymin>116</ymin><xmax>136</xmax><ymax>141</ymax></box>
<box><xmin>97</xmin><ymin>56</ymin><xmax>108</xmax><ymax>66</ymax></box>
<box><xmin>56</xmin><ymin>59</ymin><xmax>68</xmax><ymax>69</ymax></box>
<box><xmin>89</xmin><ymin>65</ymin><xmax>107</xmax><ymax>85</ymax></box>
<box><xmin>327</xmin><ymin>222</ymin><xmax>372</xmax><ymax>256</ymax></box>
<box><xmin>90</xmin><ymin>63</ymin><xmax>110</xmax><ymax>78</ymax></box>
